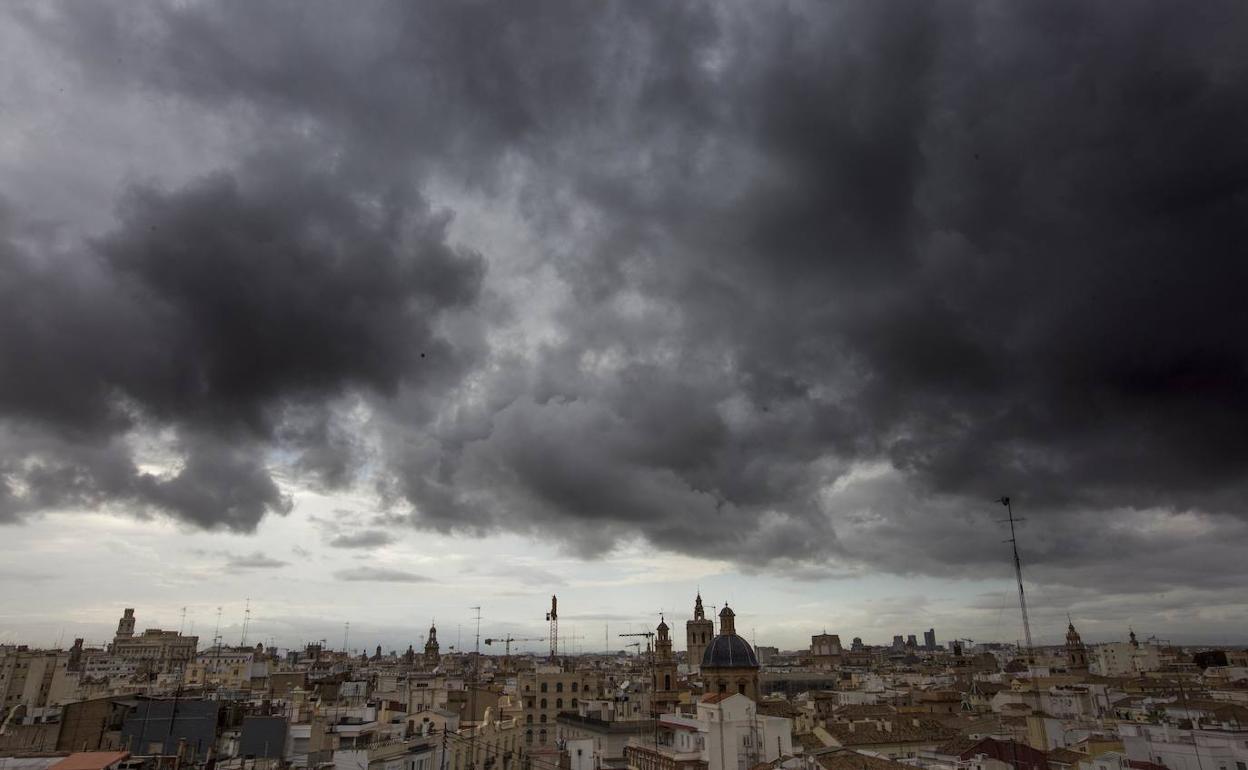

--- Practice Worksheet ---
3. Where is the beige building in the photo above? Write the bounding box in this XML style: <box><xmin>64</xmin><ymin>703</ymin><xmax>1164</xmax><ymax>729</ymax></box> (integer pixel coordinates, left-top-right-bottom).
<box><xmin>518</xmin><ymin>666</ymin><xmax>601</xmax><ymax>747</ymax></box>
<box><xmin>108</xmin><ymin>609</ymin><xmax>198</xmax><ymax>674</ymax></box>
<box><xmin>444</xmin><ymin>706</ymin><xmax>523</xmax><ymax>770</ymax></box>
<box><xmin>184</xmin><ymin>645</ymin><xmax>262</xmax><ymax>689</ymax></box>
<box><xmin>1090</xmin><ymin>633</ymin><xmax>1161</xmax><ymax>677</ymax></box>
<box><xmin>810</xmin><ymin>633</ymin><xmax>844</xmax><ymax>669</ymax></box>
<box><xmin>0</xmin><ymin>645</ymin><xmax>76</xmax><ymax>713</ymax></box>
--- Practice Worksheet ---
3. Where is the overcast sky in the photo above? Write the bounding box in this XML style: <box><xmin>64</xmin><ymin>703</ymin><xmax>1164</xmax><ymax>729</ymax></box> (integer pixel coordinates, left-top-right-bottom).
<box><xmin>2</xmin><ymin>1</ymin><xmax>1247</xmax><ymax>652</ymax></box>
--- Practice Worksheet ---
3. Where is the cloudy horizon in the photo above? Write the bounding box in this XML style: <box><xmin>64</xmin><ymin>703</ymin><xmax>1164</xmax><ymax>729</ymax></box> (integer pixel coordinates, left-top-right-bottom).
<box><xmin>2</xmin><ymin>1</ymin><xmax>1247</xmax><ymax>651</ymax></box>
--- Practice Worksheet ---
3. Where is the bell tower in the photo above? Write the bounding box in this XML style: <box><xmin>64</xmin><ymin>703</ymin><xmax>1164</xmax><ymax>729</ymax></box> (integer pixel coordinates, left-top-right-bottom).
<box><xmin>654</xmin><ymin>616</ymin><xmax>679</xmax><ymax>713</ymax></box>
<box><xmin>686</xmin><ymin>592</ymin><xmax>714</xmax><ymax>672</ymax></box>
<box><xmin>424</xmin><ymin>621</ymin><xmax>440</xmax><ymax>667</ymax></box>
<box><xmin>1065</xmin><ymin>616</ymin><xmax>1088</xmax><ymax>671</ymax></box>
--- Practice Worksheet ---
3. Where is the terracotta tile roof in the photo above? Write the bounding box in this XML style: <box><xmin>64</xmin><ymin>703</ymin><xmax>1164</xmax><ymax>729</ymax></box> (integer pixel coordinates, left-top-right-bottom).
<box><xmin>934</xmin><ymin>737</ymin><xmax>981</xmax><ymax>756</ymax></box>
<box><xmin>832</xmin><ymin>705</ymin><xmax>897</xmax><ymax>719</ymax></box>
<box><xmin>758</xmin><ymin>700</ymin><xmax>803</xmax><ymax>718</ymax></box>
<box><xmin>797</xmin><ymin>732</ymin><xmax>829</xmax><ymax>751</ymax></box>
<box><xmin>701</xmin><ymin>692</ymin><xmax>734</xmax><ymax>704</ymax></box>
<box><xmin>48</xmin><ymin>753</ymin><xmax>130</xmax><ymax>770</ymax></box>
<box><xmin>1047</xmin><ymin>748</ymin><xmax>1085</xmax><ymax>766</ymax></box>
<box><xmin>816</xmin><ymin>749</ymin><xmax>915</xmax><ymax>770</ymax></box>
<box><xmin>826</xmin><ymin>720</ymin><xmax>956</xmax><ymax>746</ymax></box>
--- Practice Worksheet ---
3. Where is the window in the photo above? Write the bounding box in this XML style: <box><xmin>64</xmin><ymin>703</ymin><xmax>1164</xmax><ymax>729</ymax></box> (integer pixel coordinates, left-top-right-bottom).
<box><xmin>556</xmin><ymin>698</ymin><xmax>563</xmax><ymax>708</ymax></box>
<box><xmin>541</xmin><ymin>682</ymin><xmax>548</xmax><ymax>692</ymax></box>
<box><xmin>665</xmin><ymin>675</ymin><xmax>671</xmax><ymax>690</ymax></box>
<box><xmin>540</xmin><ymin>714</ymin><xmax>547</xmax><ymax>723</ymax></box>
<box><xmin>540</xmin><ymin>698</ymin><xmax>547</xmax><ymax>708</ymax></box>
<box><xmin>738</xmin><ymin>683</ymin><xmax>746</xmax><ymax>695</ymax></box>
<box><xmin>526</xmin><ymin>715</ymin><xmax>532</xmax><ymax>724</ymax></box>
<box><xmin>718</xmin><ymin>682</ymin><xmax>726</xmax><ymax>693</ymax></box>
<box><xmin>572</xmin><ymin>682</ymin><xmax>578</xmax><ymax>692</ymax></box>
<box><xmin>571</xmin><ymin>699</ymin><xmax>578</xmax><ymax>707</ymax></box>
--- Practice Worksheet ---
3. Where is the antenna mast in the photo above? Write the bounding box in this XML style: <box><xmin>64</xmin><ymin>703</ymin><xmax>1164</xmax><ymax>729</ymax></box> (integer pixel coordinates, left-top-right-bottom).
<box><xmin>469</xmin><ymin>606</ymin><xmax>482</xmax><ymax>769</ymax></box>
<box><xmin>240</xmin><ymin>598</ymin><xmax>251</xmax><ymax>646</ymax></box>
<box><xmin>999</xmin><ymin>497</ymin><xmax>1034</xmax><ymax>660</ymax></box>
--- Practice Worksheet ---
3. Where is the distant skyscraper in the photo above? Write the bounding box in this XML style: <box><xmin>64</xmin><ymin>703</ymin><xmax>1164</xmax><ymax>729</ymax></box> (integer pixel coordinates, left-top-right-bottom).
<box><xmin>923</xmin><ymin>628</ymin><xmax>936</xmax><ymax>651</ymax></box>
<box><xmin>906</xmin><ymin>634</ymin><xmax>918</xmax><ymax>648</ymax></box>
<box><xmin>892</xmin><ymin>634</ymin><xmax>904</xmax><ymax>649</ymax></box>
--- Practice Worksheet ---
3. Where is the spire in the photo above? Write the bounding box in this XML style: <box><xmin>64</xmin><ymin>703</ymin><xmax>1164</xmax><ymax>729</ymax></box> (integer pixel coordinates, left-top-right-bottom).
<box><xmin>718</xmin><ymin>603</ymin><xmax>735</xmax><ymax>636</ymax></box>
<box><xmin>694</xmin><ymin>592</ymin><xmax>705</xmax><ymax>620</ymax></box>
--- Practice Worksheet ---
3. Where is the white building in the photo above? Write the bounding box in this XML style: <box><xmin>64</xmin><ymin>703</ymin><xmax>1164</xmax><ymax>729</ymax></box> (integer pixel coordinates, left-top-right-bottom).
<box><xmin>1121</xmin><ymin>723</ymin><xmax>1248</xmax><ymax>770</ymax></box>
<box><xmin>626</xmin><ymin>693</ymin><xmax>793</xmax><ymax>770</ymax></box>
<box><xmin>1090</xmin><ymin>640</ymin><xmax>1161</xmax><ymax>677</ymax></box>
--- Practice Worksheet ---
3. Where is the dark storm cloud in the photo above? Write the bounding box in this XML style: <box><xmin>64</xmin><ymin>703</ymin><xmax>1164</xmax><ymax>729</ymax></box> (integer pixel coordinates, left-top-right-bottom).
<box><xmin>0</xmin><ymin>149</ymin><xmax>483</xmax><ymax>530</ymax></box>
<box><xmin>6</xmin><ymin>0</ymin><xmax>1248</xmax><ymax>596</ymax></box>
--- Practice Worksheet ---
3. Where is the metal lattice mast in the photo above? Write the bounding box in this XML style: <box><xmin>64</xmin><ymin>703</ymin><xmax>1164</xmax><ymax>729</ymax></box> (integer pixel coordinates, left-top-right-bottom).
<box><xmin>999</xmin><ymin>497</ymin><xmax>1034</xmax><ymax>660</ymax></box>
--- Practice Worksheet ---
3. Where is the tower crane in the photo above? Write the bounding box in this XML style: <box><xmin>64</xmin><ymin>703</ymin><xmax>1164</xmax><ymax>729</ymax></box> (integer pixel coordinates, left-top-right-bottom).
<box><xmin>484</xmin><ymin>635</ymin><xmax>545</xmax><ymax>656</ymax></box>
<box><xmin>484</xmin><ymin>635</ymin><xmax>544</xmax><ymax>670</ymax></box>
<box><xmin>546</xmin><ymin>596</ymin><xmax>558</xmax><ymax>662</ymax></box>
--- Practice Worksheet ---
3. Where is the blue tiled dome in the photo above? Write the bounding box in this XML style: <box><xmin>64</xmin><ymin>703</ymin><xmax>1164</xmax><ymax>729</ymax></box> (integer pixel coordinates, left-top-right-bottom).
<box><xmin>701</xmin><ymin>633</ymin><xmax>759</xmax><ymax>668</ymax></box>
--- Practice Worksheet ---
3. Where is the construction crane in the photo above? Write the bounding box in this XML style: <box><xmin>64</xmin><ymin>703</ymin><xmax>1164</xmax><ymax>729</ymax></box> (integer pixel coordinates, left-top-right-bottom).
<box><xmin>484</xmin><ymin>635</ymin><xmax>544</xmax><ymax>670</ymax></box>
<box><xmin>484</xmin><ymin>635</ymin><xmax>545</xmax><ymax>657</ymax></box>
<box><xmin>619</xmin><ymin>631</ymin><xmax>656</xmax><ymax>643</ymax></box>
<box><xmin>546</xmin><ymin>596</ymin><xmax>558</xmax><ymax>662</ymax></box>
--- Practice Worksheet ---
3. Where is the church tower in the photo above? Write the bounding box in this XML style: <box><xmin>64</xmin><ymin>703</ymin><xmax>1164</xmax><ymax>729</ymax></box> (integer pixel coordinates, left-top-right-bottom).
<box><xmin>424</xmin><ymin>621</ymin><xmax>440</xmax><ymax>667</ymax></box>
<box><xmin>1065</xmin><ymin>617</ymin><xmax>1088</xmax><ymax>671</ymax></box>
<box><xmin>654</xmin><ymin>616</ymin><xmax>680</xmax><ymax>714</ymax></box>
<box><xmin>686</xmin><ymin>593</ymin><xmax>714</xmax><ymax>672</ymax></box>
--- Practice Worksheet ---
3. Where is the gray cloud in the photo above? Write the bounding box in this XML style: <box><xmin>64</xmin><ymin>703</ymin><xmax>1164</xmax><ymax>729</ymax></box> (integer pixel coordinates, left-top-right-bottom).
<box><xmin>334</xmin><ymin>567</ymin><xmax>432</xmax><ymax>583</ymax></box>
<box><xmin>225</xmin><ymin>552</ymin><xmax>289</xmax><ymax>570</ymax></box>
<box><xmin>3</xmin><ymin>0</ymin><xmax>1248</xmax><ymax>615</ymax></box>
<box><xmin>328</xmin><ymin>530</ymin><xmax>399</xmax><ymax>549</ymax></box>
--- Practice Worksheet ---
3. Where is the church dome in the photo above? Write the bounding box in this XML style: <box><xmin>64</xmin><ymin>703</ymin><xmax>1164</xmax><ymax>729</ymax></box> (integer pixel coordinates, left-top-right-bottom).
<box><xmin>701</xmin><ymin>633</ymin><xmax>759</xmax><ymax>668</ymax></box>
